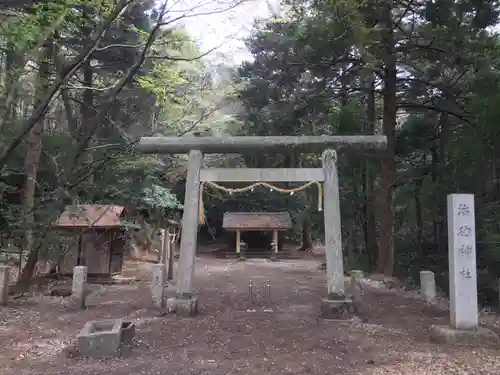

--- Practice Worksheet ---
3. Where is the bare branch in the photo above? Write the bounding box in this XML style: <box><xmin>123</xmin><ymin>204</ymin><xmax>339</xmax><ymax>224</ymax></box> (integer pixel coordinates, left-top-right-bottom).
<box><xmin>64</xmin><ymin>0</ymin><xmax>170</xmax><ymax>171</ymax></box>
<box><xmin>397</xmin><ymin>102</ymin><xmax>474</xmax><ymax>126</ymax></box>
<box><xmin>95</xmin><ymin>43</ymin><xmax>144</xmax><ymax>51</ymax></box>
<box><xmin>66</xmin><ymin>82</ymin><xmax>122</xmax><ymax>91</ymax></box>
<box><xmin>146</xmin><ymin>44</ymin><xmax>222</xmax><ymax>61</ymax></box>
<box><xmin>177</xmin><ymin>106</ymin><xmax>219</xmax><ymax>136</ymax></box>
<box><xmin>159</xmin><ymin>0</ymin><xmax>249</xmax><ymax>27</ymax></box>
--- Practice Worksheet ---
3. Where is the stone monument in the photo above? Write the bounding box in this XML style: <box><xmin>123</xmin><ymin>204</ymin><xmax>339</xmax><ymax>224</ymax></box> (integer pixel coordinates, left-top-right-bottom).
<box><xmin>430</xmin><ymin>194</ymin><xmax>499</xmax><ymax>346</ymax></box>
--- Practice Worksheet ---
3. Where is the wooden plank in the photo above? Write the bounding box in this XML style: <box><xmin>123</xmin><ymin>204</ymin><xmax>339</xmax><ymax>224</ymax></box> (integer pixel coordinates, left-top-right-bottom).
<box><xmin>200</xmin><ymin>168</ymin><xmax>325</xmax><ymax>182</ymax></box>
<box><xmin>137</xmin><ymin>135</ymin><xmax>387</xmax><ymax>154</ymax></box>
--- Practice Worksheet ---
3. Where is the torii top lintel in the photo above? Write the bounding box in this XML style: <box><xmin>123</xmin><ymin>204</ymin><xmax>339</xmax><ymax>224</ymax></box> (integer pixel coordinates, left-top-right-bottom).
<box><xmin>137</xmin><ymin>135</ymin><xmax>387</xmax><ymax>154</ymax></box>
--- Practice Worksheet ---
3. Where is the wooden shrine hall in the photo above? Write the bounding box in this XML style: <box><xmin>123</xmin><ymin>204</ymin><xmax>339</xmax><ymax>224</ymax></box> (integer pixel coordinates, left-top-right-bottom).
<box><xmin>53</xmin><ymin>205</ymin><xmax>129</xmax><ymax>277</ymax></box>
<box><xmin>222</xmin><ymin>212</ymin><xmax>292</xmax><ymax>260</ymax></box>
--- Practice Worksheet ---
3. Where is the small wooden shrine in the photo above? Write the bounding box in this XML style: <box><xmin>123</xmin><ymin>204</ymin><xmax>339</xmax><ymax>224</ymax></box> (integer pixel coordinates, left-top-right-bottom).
<box><xmin>222</xmin><ymin>212</ymin><xmax>292</xmax><ymax>259</ymax></box>
<box><xmin>53</xmin><ymin>205</ymin><xmax>129</xmax><ymax>276</ymax></box>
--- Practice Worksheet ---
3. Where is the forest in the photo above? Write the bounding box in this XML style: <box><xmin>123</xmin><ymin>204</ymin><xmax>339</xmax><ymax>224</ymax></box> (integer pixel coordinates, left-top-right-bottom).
<box><xmin>1</xmin><ymin>0</ymin><xmax>500</xmax><ymax>305</ymax></box>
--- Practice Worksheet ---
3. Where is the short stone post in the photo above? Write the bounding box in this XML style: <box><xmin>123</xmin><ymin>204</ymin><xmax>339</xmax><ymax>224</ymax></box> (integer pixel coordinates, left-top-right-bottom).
<box><xmin>159</xmin><ymin>229</ymin><xmax>166</xmax><ymax>263</ymax></box>
<box><xmin>165</xmin><ymin>231</ymin><xmax>174</xmax><ymax>280</ymax></box>
<box><xmin>420</xmin><ymin>270</ymin><xmax>436</xmax><ymax>303</ymax></box>
<box><xmin>236</xmin><ymin>230</ymin><xmax>241</xmax><ymax>259</ymax></box>
<box><xmin>72</xmin><ymin>266</ymin><xmax>88</xmax><ymax>309</ymax></box>
<box><xmin>430</xmin><ymin>194</ymin><xmax>499</xmax><ymax>346</ymax></box>
<box><xmin>151</xmin><ymin>264</ymin><xmax>165</xmax><ymax>309</ymax></box>
<box><xmin>0</xmin><ymin>265</ymin><xmax>10</xmax><ymax>305</ymax></box>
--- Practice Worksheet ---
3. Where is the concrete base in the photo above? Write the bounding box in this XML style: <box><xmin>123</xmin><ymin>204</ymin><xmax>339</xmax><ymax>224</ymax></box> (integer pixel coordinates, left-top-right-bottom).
<box><xmin>76</xmin><ymin>319</ymin><xmax>123</xmax><ymax>357</ymax></box>
<box><xmin>166</xmin><ymin>295</ymin><xmax>199</xmax><ymax>317</ymax></box>
<box><xmin>321</xmin><ymin>296</ymin><xmax>354</xmax><ymax>319</ymax></box>
<box><xmin>68</xmin><ymin>294</ymin><xmax>88</xmax><ymax>310</ymax></box>
<box><xmin>430</xmin><ymin>324</ymin><xmax>500</xmax><ymax>347</ymax></box>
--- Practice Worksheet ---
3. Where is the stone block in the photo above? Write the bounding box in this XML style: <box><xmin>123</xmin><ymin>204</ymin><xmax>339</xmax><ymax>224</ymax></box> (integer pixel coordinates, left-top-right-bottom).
<box><xmin>420</xmin><ymin>270</ymin><xmax>436</xmax><ymax>302</ymax></box>
<box><xmin>321</xmin><ymin>296</ymin><xmax>354</xmax><ymax>319</ymax></box>
<box><xmin>350</xmin><ymin>270</ymin><xmax>364</xmax><ymax>279</ymax></box>
<box><xmin>166</xmin><ymin>295</ymin><xmax>198</xmax><ymax>317</ymax></box>
<box><xmin>430</xmin><ymin>324</ymin><xmax>500</xmax><ymax>347</ymax></box>
<box><xmin>76</xmin><ymin>319</ymin><xmax>123</xmax><ymax>357</ymax></box>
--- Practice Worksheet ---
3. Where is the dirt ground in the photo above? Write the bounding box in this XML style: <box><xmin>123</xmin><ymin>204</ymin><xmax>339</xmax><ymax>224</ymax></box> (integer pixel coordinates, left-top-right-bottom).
<box><xmin>1</xmin><ymin>256</ymin><xmax>500</xmax><ymax>375</ymax></box>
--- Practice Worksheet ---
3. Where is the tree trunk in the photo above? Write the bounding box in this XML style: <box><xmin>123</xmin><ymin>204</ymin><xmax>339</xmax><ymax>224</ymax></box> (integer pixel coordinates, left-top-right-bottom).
<box><xmin>377</xmin><ymin>4</ymin><xmax>397</xmax><ymax>276</ymax></box>
<box><xmin>363</xmin><ymin>73</ymin><xmax>379</xmax><ymax>270</ymax></box>
<box><xmin>78</xmin><ymin>58</ymin><xmax>95</xmax><ymax>184</ymax></box>
<box><xmin>300</xmin><ymin>189</ymin><xmax>314</xmax><ymax>251</ymax></box>
<box><xmin>290</xmin><ymin>151</ymin><xmax>314</xmax><ymax>251</ymax></box>
<box><xmin>0</xmin><ymin>42</ymin><xmax>25</xmax><ymax>132</ymax></box>
<box><xmin>363</xmin><ymin>164</ymin><xmax>379</xmax><ymax>269</ymax></box>
<box><xmin>53</xmin><ymin>37</ymin><xmax>78</xmax><ymax>137</ymax></box>
<box><xmin>436</xmin><ymin>112</ymin><xmax>449</xmax><ymax>255</ymax></box>
<box><xmin>18</xmin><ymin>37</ymin><xmax>53</xmax><ymax>286</ymax></box>
<box><xmin>414</xmin><ymin>178</ymin><xmax>424</xmax><ymax>258</ymax></box>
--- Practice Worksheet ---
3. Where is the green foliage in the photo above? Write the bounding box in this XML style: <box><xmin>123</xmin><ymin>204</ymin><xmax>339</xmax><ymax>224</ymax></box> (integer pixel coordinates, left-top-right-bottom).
<box><xmin>137</xmin><ymin>184</ymin><xmax>182</xmax><ymax>212</ymax></box>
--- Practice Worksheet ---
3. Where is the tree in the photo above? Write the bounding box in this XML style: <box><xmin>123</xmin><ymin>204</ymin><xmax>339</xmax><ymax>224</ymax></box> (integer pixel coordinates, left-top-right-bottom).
<box><xmin>0</xmin><ymin>0</ymin><xmax>245</xmax><ymax>285</ymax></box>
<box><xmin>234</xmin><ymin>0</ymin><xmax>500</xmax><ymax>290</ymax></box>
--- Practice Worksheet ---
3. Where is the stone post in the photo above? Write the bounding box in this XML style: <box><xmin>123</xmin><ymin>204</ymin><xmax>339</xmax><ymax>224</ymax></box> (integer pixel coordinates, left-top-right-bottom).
<box><xmin>168</xmin><ymin>149</ymin><xmax>202</xmax><ymax>316</ymax></box>
<box><xmin>151</xmin><ymin>264</ymin><xmax>165</xmax><ymax>308</ymax></box>
<box><xmin>322</xmin><ymin>149</ymin><xmax>344</xmax><ymax>296</ymax></box>
<box><xmin>420</xmin><ymin>270</ymin><xmax>436</xmax><ymax>303</ymax></box>
<box><xmin>0</xmin><ymin>265</ymin><xmax>10</xmax><ymax>305</ymax></box>
<box><xmin>430</xmin><ymin>194</ymin><xmax>499</xmax><ymax>346</ymax></box>
<box><xmin>72</xmin><ymin>266</ymin><xmax>87</xmax><ymax>309</ymax></box>
<box><xmin>159</xmin><ymin>229</ymin><xmax>166</xmax><ymax>263</ymax></box>
<box><xmin>165</xmin><ymin>231</ymin><xmax>174</xmax><ymax>280</ymax></box>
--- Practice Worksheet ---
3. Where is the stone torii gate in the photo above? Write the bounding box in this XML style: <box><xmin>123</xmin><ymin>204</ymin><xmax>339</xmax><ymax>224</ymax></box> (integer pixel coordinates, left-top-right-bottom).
<box><xmin>137</xmin><ymin>135</ymin><xmax>387</xmax><ymax>317</ymax></box>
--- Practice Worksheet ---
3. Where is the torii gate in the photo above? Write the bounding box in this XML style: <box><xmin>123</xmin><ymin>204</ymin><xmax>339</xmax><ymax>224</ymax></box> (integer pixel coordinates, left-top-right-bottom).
<box><xmin>137</xmin><ymin>135</ymin><xmax>387</xmax><ymax>317</ymax></box>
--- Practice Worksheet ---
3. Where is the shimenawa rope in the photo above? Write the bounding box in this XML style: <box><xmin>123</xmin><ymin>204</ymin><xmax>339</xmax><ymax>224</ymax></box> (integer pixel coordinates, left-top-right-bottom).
<box><xmin>198</xmin><ymin>181</ymin><xmax>323</xmax><ymax>225</ymax></box>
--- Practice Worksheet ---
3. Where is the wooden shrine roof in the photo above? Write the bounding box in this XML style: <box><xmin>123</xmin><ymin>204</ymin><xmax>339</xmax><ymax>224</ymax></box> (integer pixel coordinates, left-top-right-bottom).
<box><xmin>222</xmin><ymin>212</ymin><xmax>292</xmax><ymax>231</ymax></box>
<box><xmin>54</xmin><ymin>205</ymin><xmax>126</xmax><ymax>229</ymax></box>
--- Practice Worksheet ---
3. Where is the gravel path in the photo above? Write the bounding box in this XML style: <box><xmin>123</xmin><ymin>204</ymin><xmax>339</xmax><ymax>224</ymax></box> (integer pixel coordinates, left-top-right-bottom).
<box><xmin>1</xmin><ymin>256</ymin><xmax>499</xmax><ymax>375</ymax></box>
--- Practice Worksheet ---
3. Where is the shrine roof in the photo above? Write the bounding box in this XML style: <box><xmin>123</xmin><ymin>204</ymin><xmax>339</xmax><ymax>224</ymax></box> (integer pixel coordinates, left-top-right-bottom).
<box><xmin>222</xmin><ymin>212</ymin><xmax>292</xmax><ymax>231</ymax></box>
